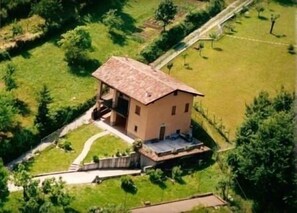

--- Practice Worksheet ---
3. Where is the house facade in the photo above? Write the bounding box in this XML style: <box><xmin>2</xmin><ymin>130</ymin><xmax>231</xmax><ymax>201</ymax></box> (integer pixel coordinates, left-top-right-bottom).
<box><xmin>92</xmin><ymin>56</ymin><xmax>204</xmax><ymax>142</ymax></box>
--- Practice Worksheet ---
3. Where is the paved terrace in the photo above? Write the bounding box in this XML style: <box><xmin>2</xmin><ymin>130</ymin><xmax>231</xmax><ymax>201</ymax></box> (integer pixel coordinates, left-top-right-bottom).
<box><xmin>140</xmin><ymin>137</ymin><xmax>210</xmax><ymax>162</ymax></box>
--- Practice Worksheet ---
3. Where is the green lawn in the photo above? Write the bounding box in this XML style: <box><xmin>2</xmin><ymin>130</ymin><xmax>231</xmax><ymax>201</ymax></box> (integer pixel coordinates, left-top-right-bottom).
<box><xmin>83</xmin><ymin>135</ymin><xmax>130</xmax><ymax>163</ymax></box>
<box><xmin>164</xmin><ymin>1</ymin><xmax>296</xmax><ymax>138</ymax></box>
<box><xmin>4</xmin><ymin>160</ymin><xmax>226</xmax><ymax>212</ymax></box>
<box><xmin>0</xmin><ymin>0</ymin><xmax>208</xmax><ymax>127</ymax></box>
<box><xmin>27</xmin><ymin>124</ymin><xmax>101</xmax><ymax>175</ymax></box>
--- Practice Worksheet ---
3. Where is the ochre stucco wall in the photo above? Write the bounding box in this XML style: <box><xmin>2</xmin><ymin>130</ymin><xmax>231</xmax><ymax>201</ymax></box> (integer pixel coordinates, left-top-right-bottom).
<box><xmin>127</xmin><ymin>91</ymin><xmax>194</xmax><ymax>141</ymax></box>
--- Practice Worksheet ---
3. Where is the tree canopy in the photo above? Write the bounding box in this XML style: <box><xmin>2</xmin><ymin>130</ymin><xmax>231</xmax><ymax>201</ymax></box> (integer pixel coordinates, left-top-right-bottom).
<box><xmin>0</xmin><ymin>159</ymin><xmax>9</xmax><ymax>208</ymax></box>
<box><xmin>32</xmin><ymin>0</ymin><xmax>63</xmax><ymax>28</ymax></box>
<box><xmin>228</xmin><ymin>88</ymin><xmax>296</xmax><ymax>211</ymax></box>
<box><xmin>14</xmin><ymin>164</ymin><xmax>73</xmax><ymax>212</ymax></box>
<box><xmin>34</xmin><ymin>85</ymin><xmax>53</xmax><ymax>136</ymax></box>
<box><xmin>58</xmin><ymin>26</ymin><xmax>92</xmax><ymax>66</ymax></box>
<box><xmin>0</xmin><ymin>92</ymin><xmax>17</xmax><ymax>132</ymax></box>
<box><xmin>155</xmin><ymin>0</ymin><xmax>177</xmax><ymax>31</ymax></box>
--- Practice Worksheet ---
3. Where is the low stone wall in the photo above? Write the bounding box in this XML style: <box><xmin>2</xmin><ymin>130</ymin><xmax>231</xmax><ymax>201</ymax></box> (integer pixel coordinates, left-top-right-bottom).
<box><xmin>80</xmin><ymin>152</ymin><xmax>140</xmax><ymax>171</ymax></box>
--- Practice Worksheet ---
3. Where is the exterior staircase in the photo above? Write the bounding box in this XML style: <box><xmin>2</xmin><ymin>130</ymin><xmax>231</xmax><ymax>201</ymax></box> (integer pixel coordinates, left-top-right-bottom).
<box><xmin>68</xmin><ymin>163</ymin><xmax>80</xmax><ymax>172</ymax></box>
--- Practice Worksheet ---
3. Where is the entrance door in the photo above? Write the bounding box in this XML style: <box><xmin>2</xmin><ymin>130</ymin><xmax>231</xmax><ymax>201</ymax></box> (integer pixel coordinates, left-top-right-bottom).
<box><xmin>159</xmin><ymin>126</ymin><xmax>166</xmax><ymax>140</ymax></box>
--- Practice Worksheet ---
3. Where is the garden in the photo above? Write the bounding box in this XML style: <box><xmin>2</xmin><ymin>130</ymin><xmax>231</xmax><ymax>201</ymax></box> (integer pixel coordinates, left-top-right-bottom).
<box><xmin>164</xmin><ymin>0</ymin><xmax>295</xmax><ymax>139</ymax></box>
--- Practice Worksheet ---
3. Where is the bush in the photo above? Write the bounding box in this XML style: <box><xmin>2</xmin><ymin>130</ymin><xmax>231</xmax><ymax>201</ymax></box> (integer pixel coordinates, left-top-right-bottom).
<box><xmin>58</xmin><ymin>139</ymin><xmax>73</xmax><ymax>152</ymax></box>
<box><xmin>93</xmin><ymin>155</ymin><xmax>99</xmax><ymax>163</ymax></box>
<box><xmin>121</xmin><ymin>176</ymin><xmax>137</xmax><ymax>193</ymax></box>
<box><xmin>288</xmin><ymin>44</ymin><xmax>295</xmax><ymax>54</ymax></box>
<box><xmin>132</xmin><ymin>139</ymin><xmax>143</xmax><ymax>151</ymax></box>
<box><xmin>172</xmin><ymin>166</ymin><xmax>183</xmax><ymax>182</ymax></box>
<box><xmin>0</xmin><ymin>50</ymin><xmax>11</xmax><ymax>62</ymax></box>
<box><xmin>148</xmin><ymin>168</ymin><xmax>166</xmax><ymax>184</ymax></box>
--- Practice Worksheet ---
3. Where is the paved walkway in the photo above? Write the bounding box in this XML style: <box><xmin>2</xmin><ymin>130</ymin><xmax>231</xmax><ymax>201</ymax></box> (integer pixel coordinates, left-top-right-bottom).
<box><xmin>8</xmin><ymin>169</ymin><xmax>141</xmax><ymax>192</ymax></box>
<box><xmin>68</xmin><ymin>130</ymin><xmax>110</xmax><ymax>171</ymax></box>
<box><xmin>152</xmin><ymin>0</ymin><xmax>254</xmax><ymax>69</ymax></box>
<box><xmin>132</xmin><ymin>194</ymin><xmax>226</xmax><ymax>213</ymax></box>
<box><xmin>94</xmin><ymin>119</ymin><xmax>134</xmax><ymax>144</ymax></box>
<box><xmin>6</xmin><ymin>106</ymin><xmax>96</xmax><ymax>170</ymax></box>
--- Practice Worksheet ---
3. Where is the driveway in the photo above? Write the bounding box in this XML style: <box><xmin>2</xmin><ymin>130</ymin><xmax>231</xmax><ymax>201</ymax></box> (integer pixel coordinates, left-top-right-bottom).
<box><xmin>132</xmin><ymin>194</ymin><xmax>226</xmax><ymax>213</ymax></box>
<box><xmin>8</xmin><ymin>169</ymin><xmax>141</xmax><ymax>192</ymax></box>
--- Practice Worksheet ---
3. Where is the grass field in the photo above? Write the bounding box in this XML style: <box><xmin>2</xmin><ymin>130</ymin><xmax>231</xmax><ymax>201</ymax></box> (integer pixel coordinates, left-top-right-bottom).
<box><xmin>83</xmin><ymin>135</ymin><xmax>130</xmax><ymax>163</ymax></box>
<box><xmin>0</xmin><ymin>0</ymin><xmax>208</xmax><ymax>127</ymax></box>
<box><xmin>4</xmin><ymin>159</ymin><xmax>227</xmax><ymax>212</ymax></box>
<box><xmin>27</xmin><ymin>124</ymin><xmax>101</xmax><ymax>175</ymax></box>
<box><xmin>164</xmin><ymin>1</ymin><xmax>296</xmax><ymax>138</ymax></box>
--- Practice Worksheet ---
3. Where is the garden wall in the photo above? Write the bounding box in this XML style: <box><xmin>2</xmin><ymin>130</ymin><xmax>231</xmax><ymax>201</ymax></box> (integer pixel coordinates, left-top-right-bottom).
<box><xmin>80</xmin><ymin>152</ymin><xmax>140</xmax><ymax>170</ymax></box>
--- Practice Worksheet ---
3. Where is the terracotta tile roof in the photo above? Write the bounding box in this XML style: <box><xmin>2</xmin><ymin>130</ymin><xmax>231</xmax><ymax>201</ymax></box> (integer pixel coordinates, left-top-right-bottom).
<box><xmin>92</xmin><ymin>56</ymin><xmax>203</xmax><ymax>105</ymax></box>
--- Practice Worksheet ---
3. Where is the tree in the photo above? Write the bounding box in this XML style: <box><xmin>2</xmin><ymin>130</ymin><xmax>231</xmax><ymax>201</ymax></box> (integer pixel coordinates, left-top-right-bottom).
<box><xmin>227</xmin><ymin>89</ymin><xmax>297</xmax><ymax>211</ymax></box>
<box><xmin>11</xmin><ymin>20</ymin><xmax>23</xmax><ymax>37</ymax></box>
<box><xmin>34</xmin><ymin>85</ymin><xmax>53</xmax><ymax>135</ymax></box>
<box><xmin>0</xmin><ymin>159</ymin><xmax>9</xmax><ymax>208</ymax></box>
<box><xmin>32</xmin><ymin>0</ymin><xmax>63</xmax><ymax>29</ymax></box>
<box><xmin>270</xmin><ymin>14</ymin><xmax>280</xmax><ymax>34</ymax></box>
<box><xmin>182</xmin><ymin>53</ymin><xmax>188</xmax><ymax>66</ymax></box>
<box><xmin>255</xmin><ymin>3</ymin><xmax>265</xmax><ymax>18</ymax></box>
<box><xmin>58</xmin><ymin>26</ymin><xmax>92</xmax><ymax>66</ymax></box>
<box><xmin>121</xmin><ymin>176</ymin><xmax>137</xmax><ymax>193</ymax></box>
<box><xmin>166</xmin><ymin>62</ymin><xmax>173</xmax><ymax>75</ymax></box>
<box><xmin>0</xmin><ymin>92</ymin><xmax>17</xmax><ymax>132</ymax></box>
<box><xmin>198</xmin><ymin>42</ymin><xmax>204</xmax><ymax>56</ymax></box>
<box><xmin>209</xmin><ymin>32</ymin><xmax>218</xmax><ymax>48</ymax></box>
<box><xmin>102</xmin><ymin>9</ymin><xmax>124</xmax><ymax>33</ymax></box>
<box><xmin>171</xmin><ymin>166</ymin><xmax>183</xmax><ymax>182</ymax></box>
<box><xmin>14</xmin><ymin>165</ymin><xmax>73</xmax><ymax>212</ymax></box>
<box><xmin>2</xmin><ymin>63</ymin><xmax>17</xmax><ymax>91</ymax></box>
<box><xmin>155</xmin><ymin>0</ymin><xmax>177</xmax><ymax>31</ymax></box>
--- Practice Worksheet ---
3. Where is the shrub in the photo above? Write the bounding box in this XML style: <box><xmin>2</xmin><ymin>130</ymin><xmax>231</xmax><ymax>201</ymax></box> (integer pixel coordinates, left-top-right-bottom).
<box><xmin>132</xmin><ymin>139</ymin><xmax>143</xmax><ymax>151</ymax></box>
<box><xmin>58</xmin><ymin>139</ymin><xmax>73</xmax><ymax>152</ymax></box>
<box><xmin>116</xmin><ymin>151</ymin><xmax>121</xmax><ymax>157</ymax></box>
<box><xmin>93</xmin><ymin>155</ymin><xmax>99</xmax><ymax>163</ymax></box>
<box><xmin>288</xmin><ymin>44</ymin><xmax>295</xmax><ymax>54</ymax></box>
<box><xmin>121</xmin><ymin>176</ymin><xmax>137</xmax><ymax>193</ymax></box>
<box><xmin>148</xmin><ymin>168</ymin><xmax>166</xmax><ymax>183</ymax></box>
<box><xmin>11</xmin><ymin>21</ymin><xmax>24</xmax><ymax>37</ymax></box>
<box><xmin>172</xmin><ymin>166</ymin><xmax>183</xmax><ymax>182</ymax></box>
<box><xmin>0</xmin><ymin>50</ymin><xmax>11</xmax><ymax>62</ymax></box>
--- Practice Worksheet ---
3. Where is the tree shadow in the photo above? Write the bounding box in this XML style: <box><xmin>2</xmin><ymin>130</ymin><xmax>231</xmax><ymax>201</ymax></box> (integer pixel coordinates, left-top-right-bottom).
<box><xmin>271</xmin><ymin>33</ymin><xmax>286</xmax><ymax>38</ymax></box>
<box><xmin>191</xmin><ymin>119</ymin><xmax>217</xmax><ymax>149</ymax></box>
<box><xmin>21</xmin><ymin>51</ymin><xmax>32</xmax><ymax>59</ymax></box>
<box><xmin>258</xmin><ymin>16</ymin><xmax>268</xmax><ymax>21</ymax></box>
<box><xmin>213</xmin><ymin>47</ymin><xmax>223</xmax><ymax>51</ymax></box>
<box><xmin>273</xmin><ymin>0</ymin><xmax>295</xmax><ymax>6</ymax></box>
<box><xmin>13</xmin><ymin>98</ymin><xmax>31</xmax><ymax>116</ymax></box>
<box><xmin>68</xmin><ymin>59</ymin><xmax>101</xmax><ymax>77</ymax></box>
<box><xmin>174</xmin><ymin>41</ymin><xmax>188</xmax><ymax>51</ymax></box>
<box><xmin>64</xmin><ymin>207</ymin><xmax>80</xmax><ymax>213</ymax></box>
<box><xmin>118</xmin><ymin>11</ymin><xmax>139</xmax><ymax>35</ymax></box>
<box><xmin>109</xmin><ymin>30</ymin><xmax>127</xmax><ymax>46</ymax></box>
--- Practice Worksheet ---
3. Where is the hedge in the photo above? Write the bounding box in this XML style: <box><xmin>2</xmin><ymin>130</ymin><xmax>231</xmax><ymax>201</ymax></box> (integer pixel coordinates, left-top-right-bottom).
<box><xmin>139</xmin><ymin>0</ymin><xmax>225</xmax><ymax>63</ymax></box>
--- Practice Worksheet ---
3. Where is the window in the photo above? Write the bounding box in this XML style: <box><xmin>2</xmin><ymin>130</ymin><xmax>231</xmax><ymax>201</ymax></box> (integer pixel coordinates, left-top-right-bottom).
<box><xmin>134</xmin><ymin>125</ymin><xmax>138</xmax><ymax>132</ymax></box>
<box><xmin>171</xmin><ymin>106</ymin><xmax>176</xmax><ymax>115</ymax></box>
<box><xmin>185</xmin><ymin>103</ymin><xmax>189</xmax><ymax>113</ymax></box>
<box><xmin>174</xmin><ymin>91</ymin><xmax>178</xmax><ymax>96</ymax></box>
<box><xmin>135</xmin><ymin>105</ymin><xmax>141</xmax><ymax>115</ymax></box>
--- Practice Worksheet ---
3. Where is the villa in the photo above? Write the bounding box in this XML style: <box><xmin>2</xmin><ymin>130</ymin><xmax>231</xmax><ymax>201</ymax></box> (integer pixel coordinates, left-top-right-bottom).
<box><xmin>92</xmin><ymin>56</ymin><xmax>210</xmax><ymax>167</ymax></box>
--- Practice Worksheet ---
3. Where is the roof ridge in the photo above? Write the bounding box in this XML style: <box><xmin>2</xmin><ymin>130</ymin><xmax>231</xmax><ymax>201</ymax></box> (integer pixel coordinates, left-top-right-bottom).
<box><xmin>116</xmin><ymin>57</ymin><xmax>177</xmax><ymax>92</ymax></box>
